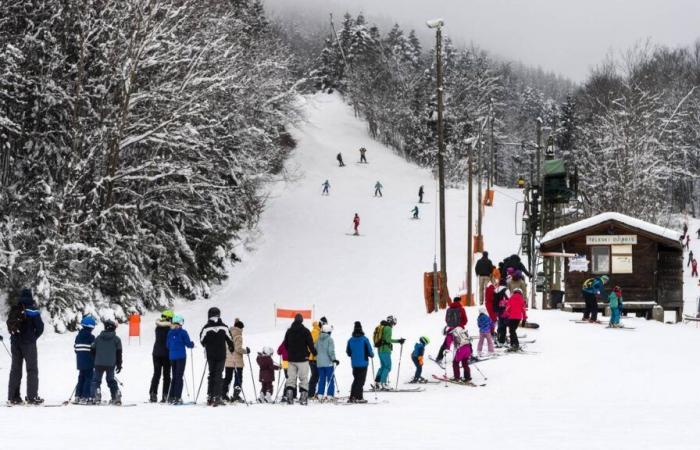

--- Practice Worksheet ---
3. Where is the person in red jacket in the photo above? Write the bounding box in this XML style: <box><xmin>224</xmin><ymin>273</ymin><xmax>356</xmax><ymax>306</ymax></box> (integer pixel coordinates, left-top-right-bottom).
<box><xmin>353</xmin><ymin>213</ymin><xmax>360</xmax><ymax>236</ymax></box>
<box><xmin>692</xmin><ymin>258</ymin><xmax>698</xmax><ymax>277</ymax></box>
<box><xmin>484</xmin><ymin>280</ymin><xmax>497</xmax><ymax>334</ymax></box>
<box><xmin>434</xmin><ymin>298</ymin><xmax>468</xmax><ymax>365</ymax></box>
<box><xmin>505</xmin><ymin>288</ymin><xmax>527</xmax><ymax>351</ymax></box>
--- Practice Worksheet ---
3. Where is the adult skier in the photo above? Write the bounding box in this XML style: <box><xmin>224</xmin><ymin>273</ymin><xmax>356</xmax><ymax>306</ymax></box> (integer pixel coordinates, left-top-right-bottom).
<box><xmin>359</xmin><ymin>147</ymin><xmax>368</xmax><ymax>163</ymax></box>
<box><xmin>688</xmin><ymin>250</ymin><xmax>694</xmax><ymax>268</ymax></box>
<box><xmin>322</xmin><ymin>180</ymin><xmax>330</xmax><ymax>196</ymax></box>
<box><xmin>6</xmin><ymin>288</ymin><xmax>44</xmax><ymax>405</ymax></box>
<box><xmin>475</xmin><ymin>252</ymin><xmax>494</xmax><ymax>305</ymax></box>
<box><xmin>374</xmin><ymin>181</ymin><xmax>383</xmax><ymax>197</ymax></box>
<box><xmin>149</xmin><ymin>310</ymin><xmax>173</xmax><ymax>403</ymax></box>
<box><xmin>372</xmin><ymin>315</ymin><xmax>405</xmax><ymax>390</ymax></box>
<box><xmin>346</xmin><ymin>321</ymin><xmax>373</xmax><ymax>403</ymax></box>
<box><xmin>199</xmin><ymin>307</ymin><xmax>234</xmax><ymax>406</ymax></box>
<box><xmin>411</xmin><ymin>206</ymin><xmax>419</xmax><ymax>219</ymax></box>
<box><xmin>223</xmin><ymin>319</ymin><xmax>249</xmax><ymax>403</ymax></box>
<box><xmin>503</xmin><ymin>254</ymin><xmax>532</xmax><ymax>278</ymax></box>
<box><xmin>315</xmin><ymin>324</ymin><xmax>338</xmax><ymax>401</ymax></box>
<box><xmin>337</xmin><ymin>153</ymin><xmax>345</xmax><ymax>167</ymax></box>
<box><xmin>283</xmin><ymin>314</ymin><xmax>317</xmax><ymax>405</ymax></box>
<box><xmin>582</xmin><ymin>275</ymin><xmax>609</xmax><ymax>322</ymax></box>
<box><xmin>418</xmin><ymin>185</ymin><xmax>424</xmax><ymax>203</ymax></box>
<box><xmin>308</xmin><ymin>317</ymin><xmax>328</xmax><ymax>399</ymax></box>
<box><xmin>90</xmin><ymin>320</ymin><xmax>123</xmax><ymax>405</ymax></box>
<box><xmin>353</xmin><ymin>213</ymin><xmax>360</xmax><ymax>236</ymax></box>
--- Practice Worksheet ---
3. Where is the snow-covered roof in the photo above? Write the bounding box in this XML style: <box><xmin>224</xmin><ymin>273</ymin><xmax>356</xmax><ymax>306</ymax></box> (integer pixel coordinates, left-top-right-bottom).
<box><xmin>540</xmin><ymin>212</ymin><xmax>682</xmax><ymax>245</ymax></box>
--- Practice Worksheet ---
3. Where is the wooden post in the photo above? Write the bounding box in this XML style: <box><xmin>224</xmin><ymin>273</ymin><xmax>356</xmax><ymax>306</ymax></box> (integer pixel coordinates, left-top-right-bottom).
<box><xmin>435</xmin><ymin>25</ymin><xmax>448</xmax><ymax>301</ymax></box>
<box><xmin>467</xmin><ymin>143</ymin><xmax>474</xmax><ymax>302</ymax></box>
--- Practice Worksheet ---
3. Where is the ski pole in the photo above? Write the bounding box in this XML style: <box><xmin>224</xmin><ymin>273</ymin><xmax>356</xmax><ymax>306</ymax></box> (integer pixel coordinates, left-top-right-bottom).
<box><xmin>273</xmin><ymin>369</ymin><xmax>288</xmax><ymax>404</ymax></box>
<box><xmin>184</xmin><ymin>373</ymin><xmax>190</xmax><ymax>399</ymax></box>
<box><xmin>0</xmin><ymin>337</ymin><xmax>11</xmax><ymax>358</ymax></box>
<box><xmin>442</xmin><ymin>349</ymin><xmax>450</xmax><ymax>387</ymax></box>
<box><xmin>195</xmin><ymin>359</ymin><xmax>208</xmax><ymax>404</ymax></box>
<box><xmin>330</xmin><ymin>362</ymin><xmax>339</xmax><ymax>396</ymax></box>
<box><xmin>472</xmin><ymin>361</ymin><xmax>487</xmax><ymax>381</ymax></box>
<box><xmin>394</xmin><ymin>342</ymin><xmax>404</xmax><ymax>391</ymax></box>
<box><xmin>190</xmin><ymin>348</ymin><xmax>195</xmax><ymax>400</ymax></box>
<box><xmin>62</xmin><ymin>385</ymin><xmax>77</xmax><ymax>406</ymax></box>
<box><xmin>245</xmin><ymin>352</ymin><xmax>258</xmax><ymax>403</ymax></box>
<box><xmin>114</xmin><ymin>376</ymin><xmax>124</xmax><ymax>387</ymax></box>
<box><xmin>274</xmin><ymin>357</ymin><xmax>284</xmax><ymax>400</ymax></box>
<box><xmin>370</xmin><ymin>356</ymin><xmax>377</xmax><ymax>402</ymax></box>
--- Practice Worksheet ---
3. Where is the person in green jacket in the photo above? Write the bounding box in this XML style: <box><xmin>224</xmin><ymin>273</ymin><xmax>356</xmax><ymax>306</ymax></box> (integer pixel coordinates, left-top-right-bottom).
<box><xmin>608</xmin><ymin>286</ymin><xmax>623</xmax><ymax>328</ymax></box>
<box><xmin>372</xmin><ymin>316</ymin><xmax>405</xmax><ymax>390</ymax></box>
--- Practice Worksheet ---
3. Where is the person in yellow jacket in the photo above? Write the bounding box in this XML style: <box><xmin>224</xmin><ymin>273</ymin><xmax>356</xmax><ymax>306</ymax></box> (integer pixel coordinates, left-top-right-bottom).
<box><xmin>308</xmin><ymin>317</ymin><xmax>328</xmax><ymax>399</ymax></box>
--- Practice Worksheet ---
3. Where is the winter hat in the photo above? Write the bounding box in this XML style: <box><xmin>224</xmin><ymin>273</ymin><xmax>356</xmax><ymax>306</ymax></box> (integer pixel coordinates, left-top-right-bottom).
<box><xmin>321</xmin><ymin>324</ymin><xmax>333</xmax><ymax>333</ymax></box>
<box><xmin>419</xmin><ymin>336</ymin><xmax>430</xmax><ymax>345</ymax></box>
<box><xmin>514</xmin><ymin>270</ymin><xmax>523</xmax><ymax>280</ymax></box>
<box><xmin>19</xmin><ymin>288</ymin><xmax>34</xmax><ymax>307</ymax></box>
<box><xmin>507</xmin><ymin>267</ymin><xmax>515</xmax><ymax>275</ymax></box>
<box><xmin>208</xmin><ymin>307</ymin><xmax>221</xmax><ymax>319</ymax></box>
<box><xmin>600</xmin><ymin>275</ymin><xmax>610</xmax><ymax>283</ymax></box>
<box><xmin>234</xmin><ymin>318</ymin><xmax>244</xmax><ymax>329</ymax></box>
<box><xmin>482</xmin><ymin>251</ymin><xmax>489</xmax><ymax>258</ymax></box>
<box><xmin>262</xmin><ymin>346</ymin><xmax>273</xmax><ymax>356</ymax></box>
<box><xmin>80</xmin><ymin>315</ymin><xmax>97</xmax><ymax>329</ymax></box>
<box><xmin>353</xmin><ymin>321</ymin><xmax>363</xmax><ymax>334</ymax></box>
<box><xmin>386</xmin><ymin>315</ymin><xmax>397</xmax><ymax>326</ymax></box>
<box><xmin>161</xmin><ymin>310</ymin><xmax>174</xmax><ymax>321</ymax></box>
<box><xmin>294</xmin><ymin>313</ymin><xmax>303</xmax><ymax>323</ymax></box>
<box><xmin>478</xmin><ymin>306</ymin><xmax>487</xmax><ymax>315</ymax></box>
<box><xmin>319</xmin><ymin>316</ymin><xmax>328</xmax><ymax>325</ymax></box>
<box><xmin>452</xmin><ymin>297</ymin><xmax>461</xmax><ymax>304</ymax></box>
<box><xmin>172</xmin><ymin>314</ymin><xmax>185</xmax><ymax>325</ymax></box>
<box><xmin>103</xmin><ymin>320</ymin><xmax>117</xmax><ymax>331</ymax></box>
<box><xmin>613</xmin><ymin>286</ymin><xmax>622</xmax><ymax>295</ymax></box>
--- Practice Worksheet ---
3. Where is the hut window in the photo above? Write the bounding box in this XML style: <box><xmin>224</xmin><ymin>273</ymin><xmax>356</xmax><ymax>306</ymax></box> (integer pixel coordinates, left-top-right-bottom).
<box><xmin>591</xmin><ymin>246</ymin><xmax>610</xmax><ymax>274</ymax></box>
<box><xmin>611</xmin><ymin>245</ymin><xmax>633</xmax><ymax>273</ymax></box>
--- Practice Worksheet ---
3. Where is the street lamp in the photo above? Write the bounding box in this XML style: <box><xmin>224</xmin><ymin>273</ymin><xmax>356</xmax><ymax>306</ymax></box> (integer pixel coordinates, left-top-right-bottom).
<box><xmin>427</xmin><ymin>18</ymin><xmax>447</xmax><ymax>311</ymax></box>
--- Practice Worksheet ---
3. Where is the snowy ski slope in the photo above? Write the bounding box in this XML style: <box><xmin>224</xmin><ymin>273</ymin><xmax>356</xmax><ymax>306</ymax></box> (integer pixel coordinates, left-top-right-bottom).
<box><xmin>1</xmin><ymin>94</ymin><xmax>699</xmax><ymax>450</ymax></box>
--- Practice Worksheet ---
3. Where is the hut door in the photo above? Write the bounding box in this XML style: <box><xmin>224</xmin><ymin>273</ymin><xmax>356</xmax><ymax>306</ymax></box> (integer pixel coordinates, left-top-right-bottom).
<box><xmin>657</xmin><ymin>250</ymin><xmax>683</xmax><ymax>306</ymax></box>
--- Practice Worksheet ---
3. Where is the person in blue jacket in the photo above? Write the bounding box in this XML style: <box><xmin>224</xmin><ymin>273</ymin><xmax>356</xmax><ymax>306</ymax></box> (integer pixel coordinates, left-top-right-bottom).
<box><xmin>582</xmin><ymin>275</ymin><xmax>609</xmax><ymax>322</ymax></box>
<box><xmin>410</xmin><ymin>336</ymin><xmax>430</xmax><ymax>383</ymax></box>
<box><xmin>74</xmin><ymin>316</ymin><xmax>97</xmax><ymax>404</ymax></box>
<box><xmin>6</xmin><ymin>288</ymin><xmax>45</xmax><ymax>404</ymax></box>
<box><xmin>167</xmin><ymin>314</ymin><xmax>195</xmax><ymax>404</ymax></box>
<box><xmin>346</xmin><ymin>321</ymin><xmax>374</xmax><ymax>403</ymax></box>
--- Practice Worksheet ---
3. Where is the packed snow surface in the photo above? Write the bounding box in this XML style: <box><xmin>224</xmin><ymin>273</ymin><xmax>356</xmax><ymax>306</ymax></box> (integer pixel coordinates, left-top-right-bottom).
<box><xmin>1</xmin><ymin>94</ymin><xmax>698</xmax><ymax>450</ymax></box>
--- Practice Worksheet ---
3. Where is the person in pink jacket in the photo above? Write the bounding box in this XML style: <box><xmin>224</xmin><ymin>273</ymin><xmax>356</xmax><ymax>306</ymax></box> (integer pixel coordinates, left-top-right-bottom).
<box><xmin>505</xmin><ymin>288</ymin><xmax>527</xmax><ymax>351</ymax></box>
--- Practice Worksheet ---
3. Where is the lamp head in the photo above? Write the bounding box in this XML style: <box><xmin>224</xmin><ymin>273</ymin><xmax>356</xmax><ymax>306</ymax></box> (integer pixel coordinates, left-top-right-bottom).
<box><xmin>426</xmin><ymin>18</ymin><xmax>444</xmax><ymax>29</ymax></box>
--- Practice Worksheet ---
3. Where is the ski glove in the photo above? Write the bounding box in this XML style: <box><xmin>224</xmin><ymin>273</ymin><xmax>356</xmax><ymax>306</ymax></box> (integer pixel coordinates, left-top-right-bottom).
<box><xmin>0</xmin><ymin>335</ymin><xmax>3</xmax><ymax>341</ymax></box>
<box><xmin>398</xmin><ymin>338</ymin><xmax>406</xmax><ymax>344</ymax></box>
<box><xmin>245</xmin><ymin>347</ymin><xmax>250</xmax><ymax>354</ymax></box>
<box><xmin>333</xmin><ymin>360</ymin><xmax>340</xmax><ymax>366</ymax></box>
<box><xmin>116</xmin><ymin>365</ymin><xmax>122</xmax><ymax>374</ymax></box>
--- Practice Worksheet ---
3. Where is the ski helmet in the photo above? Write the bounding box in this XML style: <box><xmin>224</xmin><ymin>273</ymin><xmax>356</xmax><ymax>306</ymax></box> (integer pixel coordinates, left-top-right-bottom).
<box><xmin>419</xmin><ymin>336</ymin><xmax>430</xmax><ymax>345</ymax></box>
<box><xmin>321</xmin><ymin>324</ymin><xmax>333</xmax><ymax>333</ymax></box>
<box><xmin>161</xmin><ymin>310</ymin><xmax>174</xmax><ymax>321</ymax></box>
<box><xmin>386</xmin><ymin>315</ymin><xmax>397</xmax><ymax>326</ymax></box>
<box><xmin>262</xmin><ymin>346</ymin><xmax>274</xmax><ymax>356</ymax></box>
<box><xmin>172</xmin><ymin>314</ymin><xmax>184</xmax><ymax>325</ymax></box>
<box><xmin>208</xmin><ymin>307</ymin><xmax>221</xmax><ymax>319</ymax></box>
<box><xmin>600</xmin><ymin>275</ymin><xmax>610</xmax><ymax>283</ymax></box>
<box><xmin>80</xmin><ymin>315</ymin><xmax>97</xmax><ymax>329</ymax></box>
<box><xmin>103</xmin><ymin>319</ymin><xmax>117</xmax><ymax>331</ymax></box>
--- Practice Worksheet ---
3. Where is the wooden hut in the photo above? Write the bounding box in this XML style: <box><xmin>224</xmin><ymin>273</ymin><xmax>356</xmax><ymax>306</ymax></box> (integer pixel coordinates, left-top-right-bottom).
<box><xmin>540</xmin><ymin>212</ymin><xmax>684</xmax><ymax>320</ymax></box>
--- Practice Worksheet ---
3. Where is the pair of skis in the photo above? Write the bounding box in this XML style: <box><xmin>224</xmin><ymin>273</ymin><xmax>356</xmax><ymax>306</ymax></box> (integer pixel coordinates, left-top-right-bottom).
<box><xmin>432</xmin><ymin>375</ymin><xmax>486</xmax><ymax>387</ymax></box>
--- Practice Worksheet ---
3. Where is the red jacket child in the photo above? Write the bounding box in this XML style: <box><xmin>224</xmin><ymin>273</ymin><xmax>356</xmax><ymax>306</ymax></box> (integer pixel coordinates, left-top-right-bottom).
<box><xmin>505</xmin><ymin>289</ymin><xmax>528</xmax><ymax>321</ymax></box>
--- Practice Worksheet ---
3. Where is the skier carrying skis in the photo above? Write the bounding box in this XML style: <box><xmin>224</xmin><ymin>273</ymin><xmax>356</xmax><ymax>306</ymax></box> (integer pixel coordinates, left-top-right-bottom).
<box><xmin>372</xmin><ymin>315</ymin><xmax>405</xmax><ymax>390</ymax></box>
<box><xmin>346</xmin><ymin>321</ymin><xmax>373</xmax><ymax>403</ymax></box>
<box><xmin>435</xmin><ymin>297</ymin><xmax>467</xmax><ymax>366</ymax></box>
<box><xmin>607</xmin><ymin>286</ymin><xmax>624</xmax><ymax>328</ymax></box>
<box><xmin>73</xmin><ymin>315</ymin><xmax>96</xmax><ymax>405</ymax></box>
<box><xmin>353</xmin><ymin>213</ymin><xmax>360</xmax><ymax>236</ymax></box>
<box><xmin>199</xmin><ymin>307</ymin><xmax>234</xmax><ymax>406</ymax></box>
<box><xmin>223</xmin><ymin>318</ymin><xmax>249</xmax><ymax>403</ymax></box>
<box><xmin>322</xmin><ymin>180</ymin><xmax>330</xmax><ymax>196</ymax></box>
<box><xmin>418</xmin><ymin>185</ymin><xmax>424</xmax><ymax>203</ymax></box>
<box><xmin>448</xmin><ymin>326</ymin><xmax>472</xmax><ymax>382</ymax></box>
<box><xmin>359</xmin><ymin>147</ymin><xmax>368</xmax><ymax>163</ymax></box>
<box><xmin>477</xmin><ymin>307</ymin><xmax>495</xmax><ymax>356</ymax></box>
<box><xmin>582</xmin><ymin>275</ymin><xmax>608</xmax><ymax>322</ymax></box>
<box><xmin>315</xmin><ymin>324</ymin><xmax>339</xmax><ymax>402</ymax></box>
<box><xmin>374</xmin><ymin>181</ymin><xmax>383</xmax><ymax>197</ymax></box>
<box><xmin>90</xmin><ymin>320</ymin><xmax>123</xmax><ymax>405</ymax></box>
<box><xmin>256</xmin><ymin>347</ymin><xmax>279</xmax><ymax>403</ymax></box>
<box><xmin>283</xmin><ymin>313</ymin><xmax>317</xmax><ymax>405</ymax></box>
<box><xmin>337</xmin><ymin>153</ymin><xmax>345</xmax><ymax>167</ymax></box>
<box><xmin>167</xmin><ymin>314</ymin><xmax>194</xmax><ymax>405</ymax></box>
<box><xmin>410</xmin><ymin>336</ymin><xmax>430</xmax><ymax>383</ymax></box>
<box><xmin>149</xmin><ymin>310</ymin><xmax>173</xmax><ymax>403</ymax></box>
<box><xmin>411</xmin><ymin>206</ymin><xmax>419</xmax><ymax>219</ymax></box>
<box><xmin>505</xmin><ymin>288</ymin><xmax>527</xmax><ymax>351</ymax></box>
<box><xmin>6</xmin><ymin>287</ymin><xmax>44</xmax><ymax>405</ymax></box>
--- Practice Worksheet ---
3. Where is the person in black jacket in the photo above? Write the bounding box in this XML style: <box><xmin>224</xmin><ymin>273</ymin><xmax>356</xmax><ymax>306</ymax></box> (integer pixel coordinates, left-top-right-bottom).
<box><xmin>503</xmin><ymin>254</ymin><xmax>532</xmax><ymax>278</ymax></box>
<box><xmin>199</xmin><ymin>307</ymin><xmax>234</xmax><ymax>406</ymax></box>
<box><xmin>6</xmin><ymin>288</ymin><xmax>44</xmax><ymax>405</ymax></box>
<box><xmin>282</xmin><ymin>314</ymin><xmax>317</xmax><ymax>405</ymax></box>
<box><xmin>149</xmin><ymin>310</ymin><xmax>173</xmax><ymax>403</ymax></box>
<box><xmin>475</xmin><ymin>252</ymin><xmax>494</xmax><ymax>305</ymax></box>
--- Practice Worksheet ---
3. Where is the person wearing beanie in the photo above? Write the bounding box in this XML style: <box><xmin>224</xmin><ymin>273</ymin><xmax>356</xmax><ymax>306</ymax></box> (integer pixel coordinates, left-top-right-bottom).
<box><xmin>475</xmin><ymin>251</ymin><xmax>494</xmax><ymax>305</ymax></box>
<box><xmin>410</xmin><ymin>336</ymin><xmax>430</xmax><ymax>383</ymax></box>
<box><xmin>477</xmin><ymin>307</ymin><xmax>495</xmax><ymax>356</ymax></box>
<box><xmin>608</xmin><ymin>286</ymin><xmax>624</xmax><ymax>328</ymax></box>
<box><xmin>346</xmin><ymin>321</ymin><xmax>373</xmax><ymax>403</ymax></box>
<box><xmin>149</xmin><ymin>310</ymin><xmax>174</xmax><ymax>403</ymax></box>
<box><xmin>73</xmin><ymin>315</ymin><xmax>97</xmax><ymax>404</ymax></box>
<box><xmin>90</xmin><ymin>320</ymin><xmax>123</xmax><ymax>405</ymax></box>
<box><xmin>308</xmin><ymin>320</ymin><xmax>322</xmax><ymax>399</ymax></box>
<box><xmin>223</xmin><ymin>318</ymin><xmax>249</xmax><ymax>403</ymax></box>
<box><xmin>166</xmin><ymin>315</ymin><xmax>194</xmax><ymax>405</ymax></box>
<box><xmin>315</xmin><ymin>324</ymin><xmax>338</xmax><ymax>402</ymax></box>
<box><xmin>199</xmin><ymin>307</ymin><xmax>234</xmax><ymax>406</ymax></box>
<box><xmin>7</xmin><ymin>287</ymin><xmax>45</xmax><ymax>405</ymax></box>
<box><xmin>282</xmin><ymin>314</ymin><xmax>316</xmax><ymax>405</ymax></box>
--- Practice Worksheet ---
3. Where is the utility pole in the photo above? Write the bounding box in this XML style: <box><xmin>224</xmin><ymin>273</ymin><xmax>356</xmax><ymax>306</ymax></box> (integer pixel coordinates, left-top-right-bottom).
<box><xmin>476</xmin><ymin>133</ymin><xmax>483</xmax><ymax>238</ymax></box>
<box><xmin>467</xmin><ymin>142</ymin><xmax>474</xmax><ymax>302</ymax></box>
<box><xmin>428</xmin><ymin>19</ymin><xmax>448</xmax><ymax>303</ymax></box>
<box><xmin>489</xmin><ymin>100</ymin><xmax>495</xmax><ymax>189</ymax></box>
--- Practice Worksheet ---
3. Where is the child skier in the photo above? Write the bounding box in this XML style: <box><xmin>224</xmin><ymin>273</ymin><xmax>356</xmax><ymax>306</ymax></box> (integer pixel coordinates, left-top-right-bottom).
<box><xmin>353</xmin><ymin>213</ymin><xmax>360</xmax><ymax>236</ymax></box>
<box><xmin>167</xmin><ymin>314</ymin><xmax>194</xmax><ymax>404</ymax></box>
<box><xmin>73</xmin><ymin>315</ymin><xmax>96</xmax><ymax>405</ymax></box>
<box><xmin>476</xmin><ymin>307</ymin><xmax>495</xmax><ymax>356</ymax></box>
<box><xmin>322</xmin><ymin>180</ymin><xmax>330</xmax><ymax>196</ymax></box>
<box><xmin>494</xmin><ymin>280</ymin><xmax>509</xmax><ymax>346</ymax></box>
<box><xmin>410</xmin><ymin>336</ymin><xmax>429</xmax><ymax>383</ymax></box>
<box><xmin>411</xmin><ymin>206</ymin><xmax>419</xmax><ymax>219</ymax></box>
<box><xmin>449</xmin><ymin>326</ymin><xmax>472</xmax><ymax>383</ymax></box>
<box><xmin>505</xmin><ymin>288</ymin><xmax>527</xmax><ymax>351</ymax></box>
<box><xmin>90</xmin><ymin>320</ymin><xmax>123</xmax><ymax>405</ymax></box>
<box><xmin>256</xmin><ymin>347</ymin><xmax>280</xmax><ymax>403</ymax></box>
<box><xmin>346</xmin><ymin>321</ymin><xmax>373</xmax><ymax>403</ymax></box>
<box><xmin>315</xmin><ymin>324</ymin><xmax>338</xmax><ymax>402</ymax></box>
<box><xmin>608</xmin><ymin>286</ymin><xmax>624</xmax><ymax>328</ymax></box>
<box><xmin>374</xmin><ymin>181</ymin><xmax>383</xmax><ymax>197</ymax></box>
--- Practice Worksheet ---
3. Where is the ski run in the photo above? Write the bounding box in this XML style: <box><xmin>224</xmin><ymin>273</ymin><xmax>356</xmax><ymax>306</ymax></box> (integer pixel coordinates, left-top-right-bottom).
<box><xmin>2</xmin><ymin>94</ymin><xmax>699</xmax><ymax>450</ymax></box>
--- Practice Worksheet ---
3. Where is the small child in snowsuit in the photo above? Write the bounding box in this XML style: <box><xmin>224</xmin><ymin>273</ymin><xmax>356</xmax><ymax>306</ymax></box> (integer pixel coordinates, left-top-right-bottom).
<box><xmin>411</xmin><ymin>206</ymin><xmax>419</xmax><ymax>219</ymax></box>
<box><xmin>410</xmin><ymin>336</ymin><xmax>429</xmax><ymax>383</ymax></box>
<box><xmin>74</xmin><ymin>316</ymin><xmax>96</xmax><ymax>404</ymax></box>
<box><xmin>448</xmin><ymin>327</ymin><xmax>472</xmax><ymax>382</ymax></box>
<box><xmin>476</xmin><ymin>307</ymin><xmax>495</xmax><ymax>356</ymax></box>
<box><xmin>90</xmin><ymin>320</ymin><xmax>123</xmax><ymax>405</ymax></box>
<box><xmin>608</xmin><ymin>286</ymin><xmax>624</xmax><ymax>328</ymax></box>
<box><xmin>167</xmin><ymin>314</ymin><xmax>194</xmax><ymax>404</ymax></box>
<box><xmin>256</xmin><ymin>347</ymin><xmax>280</xmax><ymax>403</ymax></box>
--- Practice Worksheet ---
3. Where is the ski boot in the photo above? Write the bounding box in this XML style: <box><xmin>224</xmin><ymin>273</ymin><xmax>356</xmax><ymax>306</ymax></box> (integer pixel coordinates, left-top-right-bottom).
<box><xmin>172</xmin><ymin>398</ymin><xmax>183</xmax><ymax>405</ymax></box>
<box><xmin>86</xmin><ymin>398</ymin><xmax>96</xmax><ymax>405</ymax></box>
<box><xmin>264</xmin><ymin>392</ymin><xmax>272</xmax><ymax>403</ymax></box>
<box><xmin>356</xmin><ymin>398</ymin><xmax>368</xmax><ymax>404</ymax></box>
<box><xmin>299</xmin><ymin>390</ymin><xmax>309</xmax><ymax>406</ymax></box>
<box><xmin>207</xmin><ymin>396</ymin><xmax>213</xmax><ymax>406</ymax></box>
<box><xmin>110</xmin><ymin>390</ymin><xmax>122</xmax><ymax>406</ymax></box>
<box><xmin>283</xmin><ymin>387</ymin><xmax>295</xmax><ymax>405</ymax></box>
<box><xmin>507</xmin><ymin>345</ymin><xmax>521</xmax><ymax>353</ymax></box>
<box><xmin>72</xmin><ymin>397</ymin><xmax>82</xmax><ymax>405</ymax></box>
<box><xmin>148</xmin><ymin>392</ymin><xmax>157</xmax><ymax>403</ymax></box>
<box><xmin>80</xmin><ymin>397</ymin><xmax>89</xmax><ymax>405</ymax></box>
<box><xmin>8</xmin><ymin>397</ymin><xmax>23</xmax><ymax>406</ymax></box>
<box><xmin>222</xmin><ymin>393</ymin><xmax>231</xmax><ymax>403</ymax></box>
<box><xmin>418</xmin><ymin>377</ymin><xmax>429</xmax><ymax>384</ymax></box>
<box><xmin>95</xmin><ymin>388</ymin><xmax>102</xmax><ymax>404</ymax></box>
<box><xmin>211</xmin><ymin>396</ymin><xmax>226</xmax><ymax>407</ymax></box>
<box><xmin>26</xmin><ymin>396</ymin><xmax>44</xmax><ymax>405</ymax></box>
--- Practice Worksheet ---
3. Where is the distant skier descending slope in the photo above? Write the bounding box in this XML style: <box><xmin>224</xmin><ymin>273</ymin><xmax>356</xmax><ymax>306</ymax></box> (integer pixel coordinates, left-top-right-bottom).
<box><xmin>418</xmin><ymin>185</ymin><xmax>424</xmax><ymax>203</ymax></box>
<box><xmin>374</xmin><ymin>181</ymin><xmax>383</xmax><ymax>197</ymax></box>
<box><xmin>353</xmin><ymin>213</ymin><xmax>360</xmax><ymax>235</ymax></box>
<box><xmin>337</xmin><ymin>152</ymin><xmax>345</xmax><ymax>167</ymax></box>
<box><xmin>359</xmin><ymin>147</ymin><xmax>368</xmax><ymax>163</ymax></box>
<box><xmin>411</xmin><ymin>206</ymin><xmax>419</xmax><ymax>219</ymax></box>
<box><xmin>322</xmin><ymin>180</ymin><xmax>330</xmax><ymax>195</ymax></box>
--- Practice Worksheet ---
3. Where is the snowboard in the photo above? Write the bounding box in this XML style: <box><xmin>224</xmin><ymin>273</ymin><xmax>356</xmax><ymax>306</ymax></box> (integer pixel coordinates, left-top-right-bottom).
<box><xmin>522</xmin><ymin>322</ymin><xmax>540</xmax><ymax>329</ymax></box>
<box><xmin>432</xmin><ymin>374</ymin><xmax>486</xmax><ymax>387</ymax></box>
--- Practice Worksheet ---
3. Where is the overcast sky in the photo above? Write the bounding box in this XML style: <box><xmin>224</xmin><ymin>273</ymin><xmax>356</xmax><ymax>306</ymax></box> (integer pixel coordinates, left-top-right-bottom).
<box><xmin>264</xmin><ymin>0</ymin><xmax>700</xmax><ymax>82</ymax></box>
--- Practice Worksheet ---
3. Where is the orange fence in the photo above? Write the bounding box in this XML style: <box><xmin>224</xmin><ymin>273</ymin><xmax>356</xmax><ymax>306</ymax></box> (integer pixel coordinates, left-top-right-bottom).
<box><xmin>128</xmin><ymin>313</ymin><xmax>141</xmax><ymax>345</ymax></box>
<box><xmin>274</xmin><ymin>304</ymin><xmax>314</xmax><ymax>326</ymax></box>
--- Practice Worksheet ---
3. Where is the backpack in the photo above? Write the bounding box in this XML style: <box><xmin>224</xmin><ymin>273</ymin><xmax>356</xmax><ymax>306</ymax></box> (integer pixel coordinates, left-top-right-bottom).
<box><xmin>583</xmin><ymin>278</ymin><xmax>595</xmax><ymax>290</ymax></box>
<box><xmin>6</xmin><ymin>304</ymin><xmax>26</xmax><ymax>335</ymax></box>
<box><xmin>445</xmin><ymin>307</ymin><xmax>461</xmax><ymax>327</ymax></box>
<box><xmin>372</xmin><ymin>324</ymin><xmax>385</xmax><ymax>348</ymax></box>
<box><xmin>452</xmin><ymin>327</ymin><xmax>470</xmax><ymax>347</ymax></box>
